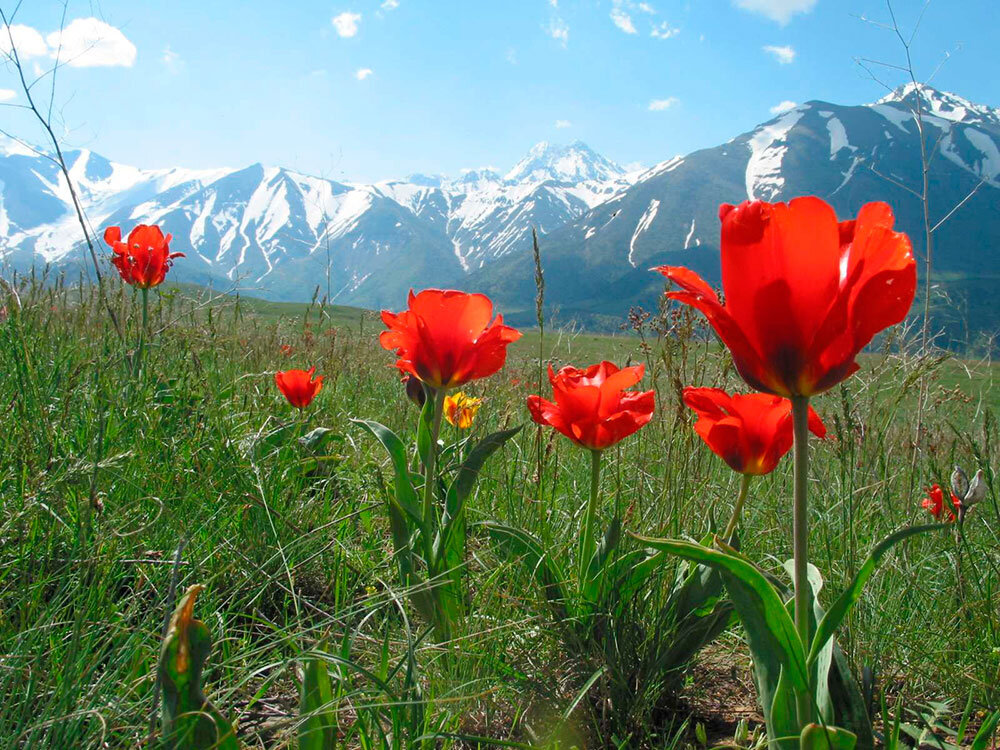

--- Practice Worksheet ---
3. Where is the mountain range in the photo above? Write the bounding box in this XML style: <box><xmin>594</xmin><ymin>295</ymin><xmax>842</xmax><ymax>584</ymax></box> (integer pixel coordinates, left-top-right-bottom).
<box><xmin>2</xmin><ymin>84</ymin><xmax>998</xmax><ymax>342</ymax></box>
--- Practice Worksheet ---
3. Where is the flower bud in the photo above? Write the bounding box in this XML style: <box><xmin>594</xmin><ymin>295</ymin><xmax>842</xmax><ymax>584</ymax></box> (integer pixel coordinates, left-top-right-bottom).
<box><xmin>951</xmin><ymin>465</ymin><xmax>970</xmax><ymax>501</ymax></box>
<box><xmin>965</xmin><ymin>469</ymin><xmax>987</xmax><ymax>507</ymax></box>
<box><xmin>403</xmin><ymin>374</ymin><xmax>426</xmax><ymax>408</ymax></box>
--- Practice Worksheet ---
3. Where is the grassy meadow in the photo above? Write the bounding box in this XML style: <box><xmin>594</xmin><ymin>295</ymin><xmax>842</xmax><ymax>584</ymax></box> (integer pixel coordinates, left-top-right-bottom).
<box><xmin>1</xmin><ymin>278</ymin><xmax>998</xmax><ymax>749</ymax></box>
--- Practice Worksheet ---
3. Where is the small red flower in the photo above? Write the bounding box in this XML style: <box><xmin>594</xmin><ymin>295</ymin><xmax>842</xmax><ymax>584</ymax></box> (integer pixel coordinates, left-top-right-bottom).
<box><xmin>683</xmin><ymin>387</ymin><xmax>826</xmax><ymax>475</ymax></box>
<box><xmin>527</xmin><ymin>361</ymin><xmax>655</xmax><ymax>451</ymax></box>
<box><xmin>380</xmin><ymin>289</ymin><xmax>522</xmax><ymax>389</ymax></box>
<box><xmin>654</xmin><ymin>198</ymin><xmax>916</xmax><ymax>397</ymax></box>
<box><xmin>280</xmin><ymin>344</ymin><xmax>294</xmax><ymax>356</ymax></box>
<box><xmin>103</xmin><ymin>225</ymin><xmax>184</xmax><ymax>289</ymax></box>
<box><xmin>275</xmin><ymin>367</ymin><xmax>324</xmax><ymax>408</ymax></box>
<box><xmin>921</xmin><ymin>483</ymin><xmax>960</xmax><ymax>522</ymax></box>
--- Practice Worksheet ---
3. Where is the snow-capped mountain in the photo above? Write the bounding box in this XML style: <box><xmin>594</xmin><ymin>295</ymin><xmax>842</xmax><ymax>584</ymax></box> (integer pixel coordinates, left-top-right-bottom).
<box><xmin>467</xmin><ymin>85</ymin><xmax>1000</xmax><ymax>340</ymax></box>
<box><xmin>0</xmin><ymin>136</ymin><xmax>634</xmax><ymax>305</ymax></box>
<box><xmin>2</xmin><ymin>85</ymin><xmax>998</xmax><ymax>340</ymax></box>
<box><xmin>505</xmin><ymin>140</ymin><xmax>626</xmax><ymax>184</ymax></box>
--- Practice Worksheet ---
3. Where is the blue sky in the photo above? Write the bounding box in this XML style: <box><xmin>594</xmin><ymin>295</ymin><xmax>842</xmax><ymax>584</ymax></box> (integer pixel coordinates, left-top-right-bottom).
<box><xmin>1</xmin><ymin>0</ymin><xmax>997</xmax><ymax>182</ymax></box>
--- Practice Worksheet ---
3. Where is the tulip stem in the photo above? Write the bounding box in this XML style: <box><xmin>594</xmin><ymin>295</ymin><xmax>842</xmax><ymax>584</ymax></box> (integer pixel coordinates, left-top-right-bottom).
<box><xmin>423</xmin><ymin>389</ymin><xmax>447</xmax><ymax>527</ymax></box>
<box><xmin>135</xmin><ymin>286</ymin><xmax>149</xmax><ymax>377</ymax></box>
<box><xmin>722</xmin><ymin>474</ymin><xmax>752</xmax><ymax>543</ymax></box>
<box><xmin>791</xmin><ymin>394</ymin><xmax>813</xmax><ymax>726</ymax></box>
<box><xmin>578</xmin><ymin>449</ymin><xmax>603</xmax><ymax>590</ymax></box>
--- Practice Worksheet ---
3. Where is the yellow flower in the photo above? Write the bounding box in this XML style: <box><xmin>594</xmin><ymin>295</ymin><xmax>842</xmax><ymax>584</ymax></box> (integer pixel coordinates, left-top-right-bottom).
<box><xmin>444</xmin><ymin>392</ymin><xmax>482</xmax><ymax>429</ymax></box>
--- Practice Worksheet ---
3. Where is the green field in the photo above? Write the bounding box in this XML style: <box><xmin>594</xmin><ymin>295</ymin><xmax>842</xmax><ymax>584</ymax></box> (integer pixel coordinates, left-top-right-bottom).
<box><xmin>1</xmin><ymin>281</ymin><xmax>998</xmax><ymax>748</ymax></box>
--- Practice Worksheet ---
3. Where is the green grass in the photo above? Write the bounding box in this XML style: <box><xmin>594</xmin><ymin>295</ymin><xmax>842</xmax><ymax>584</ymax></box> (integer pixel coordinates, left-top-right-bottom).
<box><xmin>1</xmin><ymin>280</ymin><xmax>998</xmax><ymax>748</ymax></box>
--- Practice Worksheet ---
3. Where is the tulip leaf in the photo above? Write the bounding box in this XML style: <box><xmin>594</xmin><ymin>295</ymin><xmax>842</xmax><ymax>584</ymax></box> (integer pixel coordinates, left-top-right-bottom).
<box><xmin>631</xmin><ymin>534</ymin><xmax>808</xmax><ymax>694</ymax></box>
<box><xmin>807</xmin><ymin>524</ymin><xmax>944</xmax><ymax>670</ymax></box>
<box><xmin>581</xmin><ymin>514</ymin><xmax>622</xmax><ymax>603</ymax></box>
<box><xmin>828</xmin><ymin>641</ymin><xmax>875</xmax><ymax>749</ymax></box>
<box><xmin>298</xmin><ymin>427</ymin><xmax>343</xmax><ymax>452</ymax></box>
<box><xmin>299</xmin><ymin>656</ymin><xmax>337</xmax><ymax>750</ymax></box>
<box><xmin>782</xmin><ymin>561</ymin><xmax>834</xmax><ymax>725</ymax></box>
<box><xmin>618</xmin><ymin>549</ymin><xmax>667</xmax><ymax>602</ymax></box>
<box><xmin>635</xmin><ymin>535</ymin><xmax>808</xmax><ymax>690</ymax></box>
<box><xmin>159</xmin><ymin>585</ymin><xmax>238</xmax><ymax>750</ymax></box>
<box><xmin>971</xmin><ymin>710</ymin><xmax>1000</xmax><ymax>750</ymax></box>
<box><xmin>799</xmin><ymin>723</ymin><xmax>858</xmax><ymax>750</ymax></box>
<box><xmin>444</xmin><ymin>426</ymin><xmax>522</xmax><ymax>524</ymax></box>
<box><xmin>769</xmin><ymin>667</ymin><xmax>802</xmax><ymax>750</ymax></box>
<box><xmin>480</xmin><ymin>521</ymin><xmax>572</xmax><ymax>624</ymax></box>
<box><xmin>350</xmin><ymin>419</ymin><xmax>422</xmax><ymax>525</ymax></box>
<box><xmin>416</xmin><ymin>386</ymin><xmax>436</xmax><ymax>470</ymax></box>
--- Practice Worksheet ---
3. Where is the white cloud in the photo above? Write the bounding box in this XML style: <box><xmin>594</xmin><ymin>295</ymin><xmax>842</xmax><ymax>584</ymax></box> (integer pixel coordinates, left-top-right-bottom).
<box><xmin>505</xmin><ymin>47</ymin><xmax>517</xmax><ymax>64</ymax></box>
<box><xmin>0</xmin><ymin>89</ymin><xmax>16</xmax><ymax>101</ymax></box>
<box><xmin>0</xmin><ymin>24</ymin><xmax>48</xmax><ymax>59</ymax></box>
<box><xmin>648</xmin><ymin>97</ymin><xmax>679</xmax><ymax>111</ymax></box>
<box><xmin>610</xmin><ymin>7</ymin><xmax>638</xmax><ymax>34</ymax></box>
<box><xmin>382</xmin><ymin>0</ymin><xmax>400</xmax><ymax>8</ymax></box>
<box><xmin>763</xmin><ymin>44</ymin><xmax>795</xmax><ymax>64</ymax></box>
<box><xmin>555</xmin><ymin>119</ymin><xmax>572</xmax><ymax>129</ymax></box>
<box><xmin>651</xmin><ymin>21</ymin><xmax>679</xmax><ymax>39</ymax></box>
<box><xmin>46</xmin><ymin>18</ymin><xmax>136</xmax><ymax>68</ymax></box>
<box><xmin>733</xmin><ymin>0</ymin><xmax>816</xmax><ymax>24</ymax></box>
<box><xmin>770</xmin><ymin>100</ymin><xmax>798</xmax><ymax>114</ymax></box>
<box><xmin>355</xmin><ymin>67</ymin><xmax>373</xmax><ymax>80</ymax></box>
<box><xmin>549</xmin><ymin>0</ymin><xmax>558</xmax><ymax>6</ymax></box>
<box><xmin>332</xmin><ymin>12</ymin><xmax>362</xmax><ymax>38</ymax></box>
<box><xmin>546</xmin><ymin>17</ymin><xmax>569</xmax><ymax>47</ymax></box>
<box><xmin>637</xmin><ymin>2</ymin><xmax>656</xmax><ymax>13</ymax></box>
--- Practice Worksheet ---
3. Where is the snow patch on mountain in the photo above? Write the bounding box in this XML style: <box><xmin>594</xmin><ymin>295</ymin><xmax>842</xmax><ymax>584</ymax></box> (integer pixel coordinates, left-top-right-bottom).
<box><xmin>628</xmin><ymin>199</ymin><xmax>659</xmax><ymax>267</ymax></box>
<box><xmin>962</xmin><ymin>129</ymin><xmax>1000</xmax><ymax>183</ymax></box>
<box><xmin>826</xmin><ymin>117</ymin><xmax>856</xmax><ymax>159</ymax></box>
<box><xmin>639</xmin><ymin>156</ymin><xmax>684</xmax><ymax>182</ymax></box>
<box><xmin>683</xmin><ymin>218</ymin><xmax>697</xmax><ymax>250</ymax></box>
<box><xmin>745</xmin><ymin>108</ymin><xmax>804</xmax><ymax>200</ymax></box>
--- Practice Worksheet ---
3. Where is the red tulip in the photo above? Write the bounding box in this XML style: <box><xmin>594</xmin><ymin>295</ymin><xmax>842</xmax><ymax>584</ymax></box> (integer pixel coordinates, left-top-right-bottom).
<box><xmin>683</xmin><ymin>387</ymin><xmax>826</xmax><ymax>475</ymax></box>
<box><xmin>104</xmin><ymin>225</ymin><xmax>184</xmax><ymax>289</ymax></box>
<box><xmin>380</xmin><ymin>289</ymin><xmax>521</xmax><ymax>389</ymax></box>
<box><xmin>921</xmin><ymin>483</ymin><xmax>960</xmax><ymax>522</ymax></box>
<box><xmin>527</xmin><ymin>361</ymin><xmax>655</xmax><ymax>451</ymax></box>
<box><xmin>275</xmin><ymin>367</ymin><xmax>324</xmax><ymax>408</ymax></box>
<box><xmin>654</xmin><ymin>198</ymin><xmax>916</xmax><ymax>397</ymax></box>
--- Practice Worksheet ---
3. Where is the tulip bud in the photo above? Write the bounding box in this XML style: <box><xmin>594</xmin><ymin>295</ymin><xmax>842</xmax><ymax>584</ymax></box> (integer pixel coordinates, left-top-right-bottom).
<box><xmin>951</xmin><ymin>465</ymin><xmax>970</xmax><ymax>501</ymax></box>
<box><xmin>965</xmin><ymin>469</ymin><xmax>987</xmax><ymax>507</ymax></box>
<box><xmin>403</xmin><ymin>374</ymin><xmax>426</xmax><ymax>407</ymax></box>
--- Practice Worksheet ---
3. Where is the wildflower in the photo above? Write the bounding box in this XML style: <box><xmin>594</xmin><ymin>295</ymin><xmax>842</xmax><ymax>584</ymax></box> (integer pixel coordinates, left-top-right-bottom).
<box><xmin>965</xmin><ymin>469</ymin><xmax>987</xmax><ymax>507</ymax></box>
<box><xmin>380</xmin><ymin>289</ymin><xmax>521</xmax><ymax>389</ymax></box>
<box><xmin>444</xmin><ymin>392</ymin><xmax>482</xmax><ymax>429</ymax></box>
<box><xmin>921</xmin><ymin>484</ymin><xmax>961</xmax><ymax>522</ymax></box>
<box><xmin>527</xmin><ymin>361</ymin><xmax>655</xmax><ymax>451</ymax></box>
<box><xmin>280</xmin><ymin>344</ymin><xmax>294</xmax><ymax>356</ymax></box>
<box><xmin>653</xmin><ymin>198</ymin><xmax>916</xmax><ymax>397</ymax></box>
<box><xmin>103</xmin><ymin>225</ymin><xmax>184</xmax><ymax>288</ymax></box>
<box><xmin>951</xmin><ymin>465</ymin><xmax>969</xmax><ymax>499</ymax></box>
<box><xmin>683</xmin><ymin>387</ymin><xmax>826</xmax><ymax>475</ymax></box>
<box><xmin>275</xmin><ymin>367</ymin><xmax>324</xmax><ymax>408</ymax></box>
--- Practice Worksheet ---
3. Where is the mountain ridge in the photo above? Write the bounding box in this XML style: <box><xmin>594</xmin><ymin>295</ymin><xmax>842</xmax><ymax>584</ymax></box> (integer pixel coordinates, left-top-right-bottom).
<box><xmin>2</xmin><ymin>85</ymin><xmax>998</xmax><ymax>342</ymax></box>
